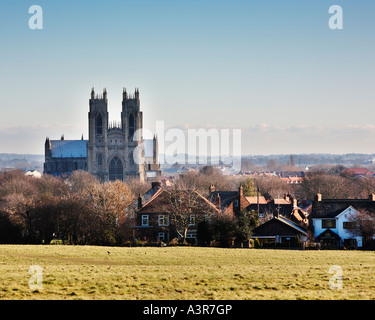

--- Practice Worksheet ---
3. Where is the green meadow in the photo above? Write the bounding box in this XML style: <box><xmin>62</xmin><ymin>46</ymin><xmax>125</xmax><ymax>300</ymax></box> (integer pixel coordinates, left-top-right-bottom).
<box><xmin>0</xmin><ymin>245</ymin><xmax>374</xmax><ymax>300</ymax></box>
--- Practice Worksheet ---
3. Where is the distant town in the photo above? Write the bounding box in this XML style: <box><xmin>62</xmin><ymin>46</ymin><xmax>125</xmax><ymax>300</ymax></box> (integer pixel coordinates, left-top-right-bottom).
<box><xmin>3</xmin><ymin>152</ymin><xmax>375</xmax><ymax>178</ymax></box>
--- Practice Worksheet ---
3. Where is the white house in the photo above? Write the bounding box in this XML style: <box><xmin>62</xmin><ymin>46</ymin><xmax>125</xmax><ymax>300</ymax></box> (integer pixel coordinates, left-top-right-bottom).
<box><xmin>312</xmin><ymin>206</ymin><xmax>362</xmax><ymax>248</ymax></box>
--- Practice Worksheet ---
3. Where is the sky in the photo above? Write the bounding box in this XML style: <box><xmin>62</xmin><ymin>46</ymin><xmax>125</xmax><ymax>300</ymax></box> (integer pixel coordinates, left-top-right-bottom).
<box><xmin>0</xmin><ymin>0</ymin><xmax>374</xmax><ymax>156</ymax></box>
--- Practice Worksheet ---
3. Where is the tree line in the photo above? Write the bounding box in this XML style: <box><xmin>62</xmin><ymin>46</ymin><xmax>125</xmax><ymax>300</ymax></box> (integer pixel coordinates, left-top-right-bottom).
<box><xmin>1</xmin><ymin>165</ymin><xmax>375</xmax><ymax>246</ymax></box>
<box><xmin>0</xmin><ymin>170</ymin><xmax>136</xmax><ymax>245</ymax></box>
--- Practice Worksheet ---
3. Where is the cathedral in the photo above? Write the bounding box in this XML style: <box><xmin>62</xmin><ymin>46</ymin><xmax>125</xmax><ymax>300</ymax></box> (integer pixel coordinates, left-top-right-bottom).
<box><xmin>44</xmin><ymin>87</ymin><xmax>161</xmax><ymax>182</ymax></box>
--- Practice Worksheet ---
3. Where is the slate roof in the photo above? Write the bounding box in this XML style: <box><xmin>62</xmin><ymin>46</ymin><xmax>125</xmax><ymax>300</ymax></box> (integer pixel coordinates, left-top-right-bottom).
<box><xmin>310</xmin><ymin>198</ymin><xmax>375</xmax><ymax>219</ymax></box>
<box><xmin>51</xmin><ymin>140</ymin><xmax>88</xmax><ymax>158</ymax></box>
<box><xmin>253</xmin><ymin>215</ymin><xmax>307</xmax><ymax>237</ymax></box>
<box><xmin>138</xmin><ymin>187</ymin><xmax>220</xmax><ymax>214</ymax></box>
<box><xmin>275</xmin><ymin>215</ymin><xmax>307</xmax><ymax>235</ymax></box>
<box><xmin>208</xmin><ymin>191</ymin><xmax>240</xmax><ymax>211</ymax></box>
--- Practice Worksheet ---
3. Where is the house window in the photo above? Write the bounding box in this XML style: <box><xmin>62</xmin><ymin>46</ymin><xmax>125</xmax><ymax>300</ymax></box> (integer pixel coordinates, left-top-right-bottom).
<box><xmin>343</xmin><ymin>221</ymin><xmax>357</xmax><ymax>229</ymax></box>
<box><xmin>189</xmin><ymin>214</ymin><xmax>196</xmax><ymax>226</ymax></box>
<box><xmin>158</xmin><ymin>215</ymin><xmax>169</xmax><ymax>226</ymax></box>
<box><xmin>186</xmin><ymin>232</ymin><xmax>197</xmax><ymax>239</ymax></box>
<box><xmin>322</xmin><ymin>219</ymin><xmax>336</xmax><ymax>229</ymax></box>
<box><xmin>141</xmin><ymin>215</ymin><xmax>149</xmax><ymax>226</ymax></box>
<box><xmin>158</xmin><ymin>232</ymin><xmax>165</xmax><ymax>241</ymax></box>
<box><xmin>234</xmin><ymin>200</ymin><xmax>239</xmax><ymax>207</ymax></box>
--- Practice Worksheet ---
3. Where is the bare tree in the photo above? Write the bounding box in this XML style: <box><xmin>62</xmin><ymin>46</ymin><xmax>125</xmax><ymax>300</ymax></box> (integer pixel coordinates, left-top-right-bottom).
<box><xmin>161</xmin><ymin>181</ymin><xmax>218</xmax><ymax>244</ymax></box>
<box><xmin>87</xmin><ymin>180</ymin><xmax>135</xmax><ymax>245</ymax></box>
<box><xmin>252</xmin><ymin>176</ymin><xmax>289</xmax><ymax>199</ymax></box>
<box><xmin>347</xmin><ymin>209</ymin><xmax>375</xmax><ymax>248</ymax></box>
<box><xmin>296</xmin><ymin>171</ymin><xmax>357</xmax><ymax>200</ymax></box>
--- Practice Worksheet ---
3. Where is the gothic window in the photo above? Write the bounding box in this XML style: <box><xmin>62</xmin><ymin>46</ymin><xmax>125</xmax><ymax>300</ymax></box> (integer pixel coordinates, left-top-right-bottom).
<box><xmin>109</xmin><ymin>156</ymin><xmax>123</xmax><ymax>181</ymax></box>
<box><xmin>97</xmin><ymin>153</ymin><xmax>103</xmax><ymax>170</ymax></box>
<box><xmin>128</xmin><ymin>150</ymin><xmax>135</xmax><ymax>167</ymax></box>
<box><xmin>96</xmin><ymin>114</ymin><xmax>103</xmax><ymax>135</ymax></box>
<box><xmin>129</xmin><ymin>114</ymin><xmax>135</xmax><ymax>140</ymax></box>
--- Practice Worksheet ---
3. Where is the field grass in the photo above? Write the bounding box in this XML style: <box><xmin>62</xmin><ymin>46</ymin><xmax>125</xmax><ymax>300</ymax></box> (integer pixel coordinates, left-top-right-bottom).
<box><xmin>0</xmin><ymin>245</ymin><xmax>374</xmax><ymax>300</ymax></box>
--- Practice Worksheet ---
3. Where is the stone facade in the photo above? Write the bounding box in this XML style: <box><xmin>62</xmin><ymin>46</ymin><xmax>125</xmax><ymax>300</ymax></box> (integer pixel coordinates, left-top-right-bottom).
<box><xmin>87</xmin><ymin>87</ymin><xmax>146</xmax><ymax>182</ymax></box>
<box><xmin>44</xmin><ymin>87</ymin><xmax>161</xmax><ymax>182</ymax></box>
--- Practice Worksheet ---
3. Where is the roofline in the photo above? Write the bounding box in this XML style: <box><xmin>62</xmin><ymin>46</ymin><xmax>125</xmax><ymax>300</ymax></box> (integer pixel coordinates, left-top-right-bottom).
<box><xmin>275</xmin><ymin>216</ymin><xmax>308</xmax><ymax>235</ymax></box>
<box><xmin>138</xmin><ymin>187</ymin><xmax>221</xmax><ymax>213</ymax></box>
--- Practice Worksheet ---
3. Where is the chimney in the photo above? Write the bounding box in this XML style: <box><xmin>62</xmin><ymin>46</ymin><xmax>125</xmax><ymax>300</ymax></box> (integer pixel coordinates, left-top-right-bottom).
<box><xmin>284</xmin><ymin>193</ymin><xmax>290</xmax><ymax>202</ymax></box>
<box><xmin>209</xmin><ymin>184</ymin><xmax>215</xmax><ymax>193</ymax></box>
<box><xmin>273</xmin><ymin>207</ymin><xmax>279</xmax><ymax>219</ymax></box>
<box><xmin>315</xmin><ymin>193</ymin><xmax>322</xmax><ymax>202</ymax></box>
<box><xmin>239</xmin><ymin>185</ymin><xmax>243</xmax><ymax>196</ymax></box>
<box><xmin>292</xmin><ymin>198</ymin><xmax>298</xmax><ymax>207</ymax></box>
<box><xmin>369</xmin><ymin>194</ymin><xmax>375</xmax><ymax>201</ymax></box>
<box><xmin>137</xmin><ymin>194</ymin><xmax>143</xmax><ymax>210</ymax></box>
<box><xmin>215</xmin><ymin>194</ymin><xmax>221</xmax><ymax>208</ymax></box>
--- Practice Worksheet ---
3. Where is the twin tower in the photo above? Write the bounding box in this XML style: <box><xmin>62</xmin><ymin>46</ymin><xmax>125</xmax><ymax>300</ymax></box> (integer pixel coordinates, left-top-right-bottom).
<box><xmin>44</xmin><ymin>87</ymin><xmax>160</xmax><ymax>182</ymax></box>
<box><xmin>88</xmin><ymin>87</ymin><xmax>159</xmax><ymax>182</ymax></box>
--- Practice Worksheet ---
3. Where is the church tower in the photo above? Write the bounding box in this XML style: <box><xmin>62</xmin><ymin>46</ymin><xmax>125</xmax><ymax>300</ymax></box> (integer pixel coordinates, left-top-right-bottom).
<box><xmin>87</xmin><ymin>88</ymin><xmax>109</xmax><ymax>181</ymax></box>
<box><xmin>121</xmin><ymin>88</ymin><xmax>145</xmax><ymax>180</ymax></box>
<box><xmin>87</xmin><ymin>87</ymin><xmax>146</xmax><ymax>182</ymax></box>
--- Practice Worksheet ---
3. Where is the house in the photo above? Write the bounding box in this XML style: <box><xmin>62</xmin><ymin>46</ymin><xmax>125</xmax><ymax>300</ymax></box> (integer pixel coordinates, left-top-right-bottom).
<box><xmin>341</xmin><ymin>168</ymin><xmax>375</xmax><ymax>178</ymax></box>
<box><xmin>252</xmin><ymin>209</ymin><xmax>308</xmax><ymax>247</ymax></box>
<box><xmin>207</xmin><ymin>185</ymin><xmax>249</xmax><ymax>217</ymax></box>
<box><xmin>134</xmin><ymin>185</ymin><xmax>220</xmax><ymax>244</ymax></box>
<box><xmin>310</xmin><ymin>193</ymin><xmax>375</xmax><ymax>248</ymax></box>
<box><xmin>24</xmin><ymin>170</ymin><xmax>42</xmax><ymax>178</ymax></box>
<box><xmin>208</xmin><ymin>186</ymin><xmax>309</xmax><ymax>227</ymax></box>
<box><xmin>280</xmin><ymin>176</ymin><xmax>303</xmax><ymax>184</ymax></box>
<box><xmin>244</xmin><ymin>195</ymin><xmax>269</xmax><ymax>217</ymax></box>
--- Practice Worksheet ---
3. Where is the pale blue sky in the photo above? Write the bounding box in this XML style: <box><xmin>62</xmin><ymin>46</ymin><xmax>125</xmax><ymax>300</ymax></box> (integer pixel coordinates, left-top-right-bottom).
<box><xmin>0</xmin><ymin>0</ymin><xmax>374</xmax><ymax>155</ymax></box>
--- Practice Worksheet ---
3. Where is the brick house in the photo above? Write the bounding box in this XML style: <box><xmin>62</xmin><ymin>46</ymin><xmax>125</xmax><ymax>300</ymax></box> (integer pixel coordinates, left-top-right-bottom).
<box><xmin>208</xmin><ymin>186</ymin><xmax>309</xmax><ymax>227</ymax></box>
<box><xmin>252</xmin><ymin>209</ymin><xmax>308</xmax><ymax>247</ymax></box>
<box><xmin>207</xmin><ymin>185</ymin><xmax>249</xmax><ymax>217</ymax></box>
<box><xmin>134</xmin><ymin>185</ymin><xmax>220</xmax><ymax>244</ymax></box>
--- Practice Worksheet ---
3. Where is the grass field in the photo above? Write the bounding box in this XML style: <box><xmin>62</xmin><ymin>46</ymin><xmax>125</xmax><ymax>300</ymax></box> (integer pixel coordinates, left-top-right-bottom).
<box><xmin>0</xmin><ymin>245</ymin><xmax>374</xmax><ymax>300</ymax></box>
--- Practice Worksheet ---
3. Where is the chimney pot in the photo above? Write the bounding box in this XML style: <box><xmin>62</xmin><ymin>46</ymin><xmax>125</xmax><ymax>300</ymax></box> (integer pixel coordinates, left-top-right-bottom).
<box><xmin>137</xmin><ymin>194</ymin><xmax>143</xmax><ymax>209</ymax></box>
<box><xmin>215</xmin><ymin>194</ymin><xmax>221</xmax><ymax>208</ymax></box>
<box><xmin>315</xmin><ymin>193</ymin><xmax>322</xmax><ymax>202</ymax></box>
<box><xmin>293</xmin><ymin>198</ymin><xmax>297</xmax><ymax>207</ymax></box>
<box><xmin>239</xmin><ymin>185</ymin><xmax>243</xmax><ymax>196</ymax></box>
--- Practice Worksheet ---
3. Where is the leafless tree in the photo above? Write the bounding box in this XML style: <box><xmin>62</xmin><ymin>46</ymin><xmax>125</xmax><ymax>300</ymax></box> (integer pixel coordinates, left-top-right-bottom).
<box><xmin>347</xmin><ymin>208</ymin><xmax>375</xmax><ymax>247</ymax></box>
<box><xmin>295</xmin><ymin>171</ymin><xmax>358</xmax><ymax>200</ymax></box>
<box><xmin>161</xmin><ymin>181</ymin><xmax>217</xmax><ymax>244</ymax></box>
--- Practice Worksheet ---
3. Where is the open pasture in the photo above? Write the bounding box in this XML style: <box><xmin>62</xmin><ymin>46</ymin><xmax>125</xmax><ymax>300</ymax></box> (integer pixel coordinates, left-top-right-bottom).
<box><xmin>0</xmin><ymin>245</ymin><xmax>374</xmax><ymax>300</ymax></box>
